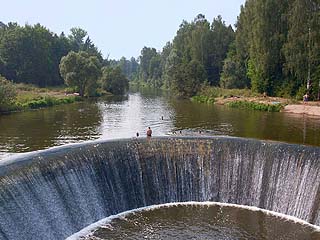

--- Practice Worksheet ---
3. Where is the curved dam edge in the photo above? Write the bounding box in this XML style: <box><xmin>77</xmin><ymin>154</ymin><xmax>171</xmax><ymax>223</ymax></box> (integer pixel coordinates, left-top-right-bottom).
<box><xmin>0</xmin><ymin>136</ymin><xmax>320</xmax><ymax>240</ymax></box>
<box><xmin>67</xmin><ymin>201</ymin><xmax>320</xmax><ymax>240</ymax></box>
<box><xmin>0</xmin><ymin>136</ymin><xmax>318</xmax><ymax>176</ymax></box>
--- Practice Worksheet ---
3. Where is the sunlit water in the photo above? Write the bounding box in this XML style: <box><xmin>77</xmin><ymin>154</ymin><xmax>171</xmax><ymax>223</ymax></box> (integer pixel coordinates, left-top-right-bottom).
<box><xmin>1</xmin><ymin>88</ymin><xmax>320</xmax><ymax>159</ymax></box>
<box><xmin>68</xmin><ymin>203</ymin><xmax>320</xmax><ymax>240</ymax></box>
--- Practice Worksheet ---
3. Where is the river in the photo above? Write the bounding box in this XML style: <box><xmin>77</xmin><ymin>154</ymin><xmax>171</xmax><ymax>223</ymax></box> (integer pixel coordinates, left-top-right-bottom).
<box><xmin>0</xmin><ymin>88</ymin><xmax>320</xmax><ymax>159</ymax></box>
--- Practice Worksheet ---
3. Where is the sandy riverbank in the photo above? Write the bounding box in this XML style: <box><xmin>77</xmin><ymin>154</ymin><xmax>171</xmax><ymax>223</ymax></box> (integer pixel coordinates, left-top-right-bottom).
<box><xmin>215</xmin><ymin>96</ymin><xmax>320</xmax><ymax>116</ymax></box>
<box><xmin>283</xmin><ymin>104</ymin><xmax>320</xmax><ymax>116</ymax></box>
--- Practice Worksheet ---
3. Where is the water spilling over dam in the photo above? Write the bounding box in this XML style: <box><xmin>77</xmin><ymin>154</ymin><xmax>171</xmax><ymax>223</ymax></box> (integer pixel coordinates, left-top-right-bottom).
<box><xmin>0</xmin><ymin>136</ymin><xmax>320</xmax><ymax>240</ymax></box>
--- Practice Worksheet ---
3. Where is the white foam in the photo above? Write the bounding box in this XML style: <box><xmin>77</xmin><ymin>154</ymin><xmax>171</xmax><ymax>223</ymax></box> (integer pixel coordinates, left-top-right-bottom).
<box><xmin>66</xmin><ymin>201</ymin><xmax>320</xmax><ymax>240</ymax></box>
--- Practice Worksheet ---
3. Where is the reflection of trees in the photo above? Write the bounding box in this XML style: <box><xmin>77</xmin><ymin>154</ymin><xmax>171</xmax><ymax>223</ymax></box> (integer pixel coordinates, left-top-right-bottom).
<box><xmin>0</xmin><ymin>101</ymin><xmax>103</xmax><ymax>153</ymax></box>
<box><xmin>100</xmin><ymin>94</ymin><xmax>128</xmax><ymax>103</ymax></box>
<box><xmin>169</xmin><ymin>100</ymin><xmax>320</xmax><ymax>146</ymax></box>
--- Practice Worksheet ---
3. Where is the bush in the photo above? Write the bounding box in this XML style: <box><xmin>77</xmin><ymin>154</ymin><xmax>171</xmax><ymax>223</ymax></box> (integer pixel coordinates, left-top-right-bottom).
<box><xmin>0</xmin><ymin>76</ymin><xmax>17</xmax><ymax>110</ymax></box>
<box><xmin>198</xmin><ymin>86</ymin><xmax>257</xmax><ymax>99</ymax></box>
<box><xmin>227</xmin><ymin>101</ymin><xmax>283</xmax><ymax>112</ymax></box>
<box><xmin>18</xmin><ymin>95</ymin><xmax>79</xmax><ymax>110</ymax></box>
<box><xmin>191</xmin><ymin>95</ymin><xmax>215</xmax><ymax>104</ymax></box>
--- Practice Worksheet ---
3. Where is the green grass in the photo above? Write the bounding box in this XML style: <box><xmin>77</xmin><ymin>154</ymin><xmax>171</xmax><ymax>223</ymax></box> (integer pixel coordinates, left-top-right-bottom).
<box><xmin>1</xmin><ymin>94</ymin><xmax>81</xmax><ymax>113</ymax></box>
<box><xmin>191</xmin><ymin>95</ymin><xmax>215</xmax><ymax>104</ymax></box>
<box><xmin>198</xmin><ymin>87</ymin><xmax>258</xmax><ymax>99</ymax></box>
<box><xmin>18</xmin><ymin>96</ymin><xmax>79</xmax><ymax>109</ymax></box>
<box><xmin>226</xmin><ymin>101</ymin><xmax>284</xmax><ymax>112</ymax></box>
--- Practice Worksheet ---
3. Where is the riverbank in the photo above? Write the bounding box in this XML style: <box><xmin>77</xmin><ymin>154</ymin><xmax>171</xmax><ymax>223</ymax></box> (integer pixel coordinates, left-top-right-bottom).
<box><xmin>216</xmin><ymin>96</ymin><xmax>320</xmax><ymax>116</ymax></box>
<box><xmin>193</xmin><ymin>87</ymin><xmax>320</xmax><ymax>116</ymax></box>
<box><xmin>283</xmin><ymin>103</ymin><xmax>320</xmax><ymax>116</ymax></box>
<box><xmin>0</xmin><ymin>84</ymin><xmax>81</xmax><ymax>114</ymax></box>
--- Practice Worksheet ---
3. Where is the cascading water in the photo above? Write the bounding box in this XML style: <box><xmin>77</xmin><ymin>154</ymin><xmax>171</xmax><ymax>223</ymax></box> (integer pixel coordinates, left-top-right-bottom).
<box><xmin>0</xmin><ymin>136</ymin><xmax>320</xmax><ymax>240</ymax></box>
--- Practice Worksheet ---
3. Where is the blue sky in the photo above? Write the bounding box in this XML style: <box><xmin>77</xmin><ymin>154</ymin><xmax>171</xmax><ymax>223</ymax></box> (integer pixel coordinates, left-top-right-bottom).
<box><xmin>2</xmin><ymin>0</ymin><xmax>246</xmax><ymax>60</ymax></box>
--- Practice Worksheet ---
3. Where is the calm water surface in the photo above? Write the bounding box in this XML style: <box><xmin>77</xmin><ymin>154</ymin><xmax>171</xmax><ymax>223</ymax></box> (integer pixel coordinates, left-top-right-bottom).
<box><xmin>71</xmin><ymin>203</ymin><xmax>320</xmax><ymax>240</ymax></box>
<box><xmin>1</xmin><ymin>89</ymin><xmax>320</xmax><ymax>159</ymax></box>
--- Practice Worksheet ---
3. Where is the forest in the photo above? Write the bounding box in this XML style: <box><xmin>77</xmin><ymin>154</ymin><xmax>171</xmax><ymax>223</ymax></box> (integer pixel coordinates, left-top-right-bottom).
<box><xmin>132</xmin><ymin>0</ymin><xmax>320</xmax><ymax>99</ymax></box>
<box><xmin>1</xmin><ymin>0</ymin><xmax>320</xmax><ymax>103</ymax></box>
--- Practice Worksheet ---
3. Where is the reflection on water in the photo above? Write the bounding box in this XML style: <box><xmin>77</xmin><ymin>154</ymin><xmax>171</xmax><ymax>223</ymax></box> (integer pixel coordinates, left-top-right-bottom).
<box><xmin>170</xmin><ymin>99</ymin><xmax>320</xmax><ymax>145</ymax></box>
<box><xmin>0</xmin><ymin>101</ymin><xmax>103</xmax><ymax>155</ymax></box>
<box><xmin>1</xmin><ymin>88</ymin><xmax>320</xmax><ymax>158</ymax></box>
<box><xmin>71</xmin><ymin>203</ymin><xmax>320</xmax><ymax>240</ymax></box>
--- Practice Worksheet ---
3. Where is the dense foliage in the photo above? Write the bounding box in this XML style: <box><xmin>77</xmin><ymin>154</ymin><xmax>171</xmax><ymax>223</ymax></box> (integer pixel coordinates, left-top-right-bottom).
<box><xmin>100</xmin><ymin>66</ymin><xmax>129</xmax><ymax>95</ymax></box>
<box><xmin>222</xmin><ymin>0</ymin><xmax>320</xmax><ymax>99</ymax></box>
<box><xmin>2</xmin><ymin>0</ymin><xmax>320</xmax><ymax>100</ymax></box>
<box><xmin>133</xmin><ymin>2</ymin><xmax>320</xmax><ymax>99</ymax></box>
<box><xmin>227</xmin><ymin>101</ymin><xmax>284</xmax><ymax>112</ymax></box>
<box><xmin>59</xmin><ymin>51</ymin><xmax>101</xmax><ymax>97</ymax></box>
<box><xmin>0</xmin><ymin>22</ymin><xmax>102</xmax><ymax>87</ymax></box>
<box><xmin>0</xmin><ymin>75</ymin><xmax>16</xmax><ymax>110</ymax></box>
<box><xmin>135</xmin><ymin>14</ymin><xmax>234</xmax><ymax>96</ymax></box>
<box><xmin>106</xmin><ymin>57</ymin><xmax>139</xmax><ymax>81</ymax></box>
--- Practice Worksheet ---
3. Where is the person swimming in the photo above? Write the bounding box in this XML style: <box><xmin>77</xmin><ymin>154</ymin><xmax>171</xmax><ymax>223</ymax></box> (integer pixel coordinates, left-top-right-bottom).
<box><xmin>146</xmin><ymin>127</ymin><xmax>152</xmax><ymax>137</ymax></box>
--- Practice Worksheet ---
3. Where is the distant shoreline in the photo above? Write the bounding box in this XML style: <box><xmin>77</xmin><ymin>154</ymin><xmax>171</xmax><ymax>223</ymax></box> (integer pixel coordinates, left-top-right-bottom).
<box><xmin>214</xmin><ymin>96</ymin><xmax>320</xmax><ymax>116</ymax></box>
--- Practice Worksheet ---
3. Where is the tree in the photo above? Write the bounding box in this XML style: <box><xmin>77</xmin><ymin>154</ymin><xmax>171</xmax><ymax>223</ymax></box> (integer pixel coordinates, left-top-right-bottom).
<box><xmin>0</xmin><ymin>23</ymin><xmax>75</xmax><ymax>87</ymax></box>
<box><xmin>284</xmin><ymin>0</ymin><xmax>320</xmax><ymax>98</ymax></box>
<box><xmin>0</xmin><ymin>75</ymin><xmax>16</xmax><ymax>110</ymax></box>
<box><xmin>59</xmin><ymin>51</ymin><xmax>101</xmax><ymax>97</ymax></box>
<box><xmin>166</xmin><ymin>14</ymin><xmax>234</xmax><ymax>90</ymax></box>
<box><xmin>171</xmin><ymin>60</ymin><xmax>207</xmax><ymax>97</ymax></box>
<box><xmin>100</xmin><ymin>66</ymin><xmax>129</xmax><ymax>95</ymax></box>
<box><xmin>68</xmin><ymin>27</ymin><xmax>103</xmax><ymax>61</ymax></box>
<box><xmin>220</xmin><ymin>43</ymin><xmax>248</xmax><ymax>88</ymax></box>
<box><xmin>138</xmin><ymin>47</ymin><xmax>159</xmax><ymax>83</ymax></box>
<box><xmin>208</xmin><ymin>15</ymin><xmax>235</xmax><ymax>86</ymax></box>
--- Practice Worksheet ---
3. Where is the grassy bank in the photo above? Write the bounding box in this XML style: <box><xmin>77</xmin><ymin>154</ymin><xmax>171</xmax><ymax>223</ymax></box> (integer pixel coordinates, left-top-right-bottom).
<box><xmin>192</xmin><ymin>87</ymin><xmax>291</xmax><ymax>112</ymax></box>
<box><xmin>191</xmin><ymin>95</ymin><xmax>215</xmax><ymax>104</ymax></box>
<box><xmin>0</xmin><ymin>84</ymin><xmax>81</xmax><ymax>114</ymax></box>
<box><xmin>226</xmin><ymin>100</ymin><xmax>284</xmax><ymax>112</ymax></box>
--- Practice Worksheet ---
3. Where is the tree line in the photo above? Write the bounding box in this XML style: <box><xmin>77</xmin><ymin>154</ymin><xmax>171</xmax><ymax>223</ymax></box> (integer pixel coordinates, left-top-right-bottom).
<box><xmin>132</xmin><ymin>0</ymin><xmax>320</xmax><ymax>99</ymax></box>
<box><xmin>0</xmin><ymin>22</ymin><xmax>129</xmax><ymax>99</ymax></box>
<box><xmin>1</xmin><ymin>0</ymin><xmax>320</xmax><ymax>100</ymax></box>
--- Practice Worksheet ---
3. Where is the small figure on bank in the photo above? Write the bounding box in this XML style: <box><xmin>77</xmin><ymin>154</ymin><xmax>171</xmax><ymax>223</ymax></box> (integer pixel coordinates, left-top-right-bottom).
<box><xmin>303</xmin><ymin>93</ymin><xmax>309</xmax><ymax>103</ymax></box>
<box><xmin>146</xmin><ymin>127</ymin><xmax>152</xmax><ymax>137</ymax></box>
<box><xmin>136</xmin><ymin>132</ymin><xmax>139</xmax><ymax>138</ymax></box>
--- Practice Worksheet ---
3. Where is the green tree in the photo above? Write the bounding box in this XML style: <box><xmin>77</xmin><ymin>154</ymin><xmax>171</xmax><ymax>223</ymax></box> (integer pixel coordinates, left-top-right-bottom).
<box><xmin>208</xmin><ymin>15</ymin><xmax>235</xmax><ymax>86</ymax></box>
<box><xmin>0</xmin><ymin>75</ymin><xmax>16</xmax><ymax>110</ymax></box>
<box><xmin>0</xmin><ymin>23</ymin><xmax>73</xmax><ymax>86</ymax></box>
<box><xmin>68</xmin><ymin>27</ymin><xmax>103</xmax><ymax>61</ymax></box>
<box><xmin>284</xmin><ymin>0</ymin><xmax>320</xmax><ymax>98</ymax></box>
<box><xmin>100</xmin><ymin>66</ymin><xmax>129</xmax><ymax>95</ymax></box>
<box><xmin>171</xmin><ymin>60</ymin><xmax>207</xmax><ymax>97</ymax></box>
<box><xmin>138</xmin><ymin>47</ymin><xmax>159</xmax><ymax>83</ymax></box>
<box><xmin>59</xmin><ymin>51</ymin><xmax>101</xmax><ymax>97</ymax></box>
<box><xmin>220</xmin><ymin>43</ymin><xmax>249</xmax><ymax>88</ymax></box>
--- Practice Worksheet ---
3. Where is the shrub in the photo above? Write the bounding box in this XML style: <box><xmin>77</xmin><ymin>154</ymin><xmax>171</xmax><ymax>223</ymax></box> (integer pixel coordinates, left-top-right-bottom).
<box><xmin>0</xmin><ymin>76</ymin><xmax>17</xmax><ymax>111</ymax></box>
<box><xmin>198</xmin><ymin>86</ymin><xmax>257</xmax><ymax>99</ymax></box>
<box><xmin>227</xmin><ymin>101</ymin><xmax>283</xmax><ymax>112</ymax></box>
<box><xmin>191</xmin><ymin>95</ymin><xmax>215</xmax><ymax>104</ymax></box>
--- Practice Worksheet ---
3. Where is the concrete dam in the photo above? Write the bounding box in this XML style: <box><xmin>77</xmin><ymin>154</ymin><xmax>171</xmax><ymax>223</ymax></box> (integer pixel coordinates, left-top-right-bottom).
<box><xmin>0</xmin><ymin>137</ymin><xmax>320</xmax><ymax>240</ymax></box>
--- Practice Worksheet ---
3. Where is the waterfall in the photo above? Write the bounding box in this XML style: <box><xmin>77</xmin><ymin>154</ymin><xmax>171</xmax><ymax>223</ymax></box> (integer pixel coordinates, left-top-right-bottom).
<box><xmin>0</xmin><ymin>136</ymin><xmax>319</xmax><ymax>240</ymax></box>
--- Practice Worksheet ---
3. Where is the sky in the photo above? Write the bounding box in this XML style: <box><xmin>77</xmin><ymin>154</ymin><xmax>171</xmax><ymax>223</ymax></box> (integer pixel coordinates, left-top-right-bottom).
<box><xmin>2</xmin><ymin>0</ymin><xmax>246</xmax><ymax>60</ymax></box>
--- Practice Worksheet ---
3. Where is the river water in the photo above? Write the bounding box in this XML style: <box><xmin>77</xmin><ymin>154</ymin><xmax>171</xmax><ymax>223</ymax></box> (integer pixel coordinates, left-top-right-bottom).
<box><xmin>0</xmin><ymin>88</ymin><xmax>320</xmax><ymax>159</ymax></box>
<box><xmin>69</xmin><ymin>203</ymin><xmax>320</xmax><ymax>240</ymax></box>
